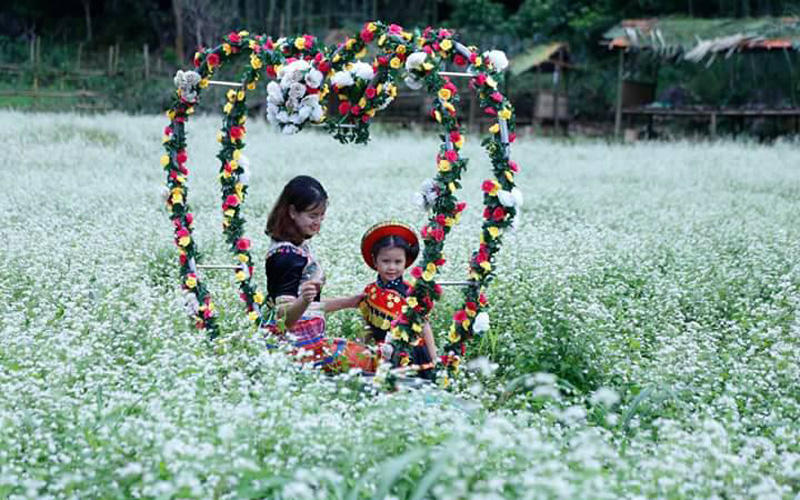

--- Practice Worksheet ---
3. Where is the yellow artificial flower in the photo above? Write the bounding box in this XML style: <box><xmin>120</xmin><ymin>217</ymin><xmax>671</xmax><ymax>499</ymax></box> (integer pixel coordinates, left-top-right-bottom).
<box><xmin>426</xmin><ymin>262</ymin><xmax>437</xmax><ymax>274</ymax></box>
<box><xmin>442</xmin><ymin>374</ymin><xmax>451</xmax><ymax>388</ymax></box>
<box><xmin>223</xmin><ymin>102</ymin><xmax>233</xmax><ymax>114</ymax></box>
<box><xmin>367</xmin><ymin>109</ymin><xmax>376</xmax><ymax>117</ymax></box>
<box><xmin>345</xmin><ymin>38</ymin><xmax>356</xmax><ymax>50</ymax></box>
<box><xmin>489</xmin><ymin>123</ymin><xmax>500</xmax><ymax>134</ymax></box>
<box><xmin>488</xmin><ymin>226</ymin><xmax>500</xmax><ymax>239</ymax></box>
<box><xmin>445</xmin><ymin>217</ymin><xmax>455</xmax><ymax>227</ymax></box>
<box><xmin>480</xmin><ymin>261</ymin><xmax>492</xmax><ymax>272</ymax></box>
<box><xmin>407</xmin><ymin>297</ymin><xmax>418</xmax><ymax>308</ymax></box>
<box><xmin>378</xmin><ymin>34</ymin><xmax>387</xmax><ymax>46</ymax></box>
<box><xmin>417</xmin><ymin>37</ymin><xmax>426</xmax><ymax>47</ymax></box>
<box><xmin>224</xmin><ymin>209</ymin><xmax>235</xmax><ymax>217</ymax></box>
<box><xmin>253</xmin><ymin>291</ymin><xmax>264</xmax><ymax>304</ymax></box>
<box><xmin>440</xmin><ymin>39</ymin><xmax>453</xmax><ymax>51</ymax></box>
<box><xmin>160</xmin><ymin>155</ymin><xmax>170</xmax><ymax>167</ymax></box>
<box><xmin>396</xmin><ymin>44</ymin><xmax>406</xmax><ymax>54</ymax></box>
<box><xmin>438</xmin><ymin>159</ymin><xmax>451</xmax><ymax>172</ymax></box>
<box><xmin>412</xmin><ymin>323</ymin><xmax>423</xmax><ymax>333</ymax></box>
<box><xmin>470</xmin><ymin>271</ymin><xmax>481</xmax><ymax>281</ymax></box>
<box><xmin>239</xmin><ymin>30</ymin><xmax>249</xmax><ymax>37</ymax></box>
<box><xmin>221</xmin><ymin>170</ymin><xmax>232</xmax><ymax>179</ymax></box>
<box><xmin>226</xmin><ymin>89</ymin><xmax>236</xmax><ymax>102</ymax></box>
<box><xmin>235</xmin><ymin>270</ymin><xmax>246</xmax><ymax>282</ymax></box>
<box><xmin>358</xmin><ymin>97</ymin><xmax>367</xmax><ymax>108</ymax></box>
<box><xmin>488</xmin><ymin>180</ymin><xmax>501</xmax><ymax>196</ymax></box>
<box><xmin>185</xmin><ymin>276</ymin><xmax>197</xmax><ymax>288</ymax></box>
<box><xmin>356</xmin><ymin>47</ymin><xmax>367</xmax><ymax>58</ymax></box>
<box><xmin>474</xmin><ymin>56</ymin><xmax>483</xmax><ymax>67</ymax></box>
<box><xmin>238</xmin><ymin>253</ymin><xmax>249</xmax><ymax>263</ymax></box>
<box><xmin>505</xmin><ymin>170</ymin><xmax>514</xmax><ymax>182</ymax></box>
<box><xmin>448</xmin><ymin>327</ymin><xmax>460</xmax><ymax>343</ymax></box>
<box><xmin>178</xmin><ymin>235</ymin><xmax>191</xmax><ymax>247</ymax></box>
<box><xmin>387</xmin><ymin>84</ymin><xmax>397</xmax><ymax>97</ymax></box>
<box><xmin>216</xmin><ymin>132</ymin><xmax>224</xmax><ymax>143</ymax></box>
<box><xmin>486</xmin><ymin>76</ymin><xmax>498</xmax><ymax>89</ymax></box>
<box><xmin>434</xmin><ymin>110</ymin><xmax>442</xmax><ymax>123</ymax></box>
<box><xmin>444</xmin><ymin>102</ymin><xmax>455</xmax><ymax>114</ymax></box>
<box><xmin>248</xmin><ymin>40</ymin><xmax>257</xmax><ymax>49</ymax></box>
<box><xmin>461</xmin><ymin>319</ymin><xmax>471</xmax><ymax>329</ymax></box>
<box><xmin>401</xmin><ymin>305</ymin><xmax>408</xmax><ymax>313</ymax></box>
<box><xmin>237</xmin><ymin>90</ymin><xmax>245</xmax><ymax>101</ymax></box>
<box><xmin>233</xmin><ymin>149</ymin><xmax>241</xmax><ymax>161</ymax></box>
<box><xmin>390</xmin><ymin>57</ymin><xmax>402</xmax><ymax>69</ymax></box>
<box><xmin>422</xmin><ymin>270</ymin><xmax>435</xmax><ymax>282</ymax></box>
<box><xmin>479</xmin><ymin>232</ymin><xmax>485</xmax><ymax>244</ymax></box>
<box><xmin>235</xmin><ymin>184</ymin><xmax>244</xmax><ymax>199</ymax></box>
<box><xmin>455</xmin><ymin>137</ymin><xmax>464</xmax><ymax>148</ymax></box>
<box><xmin>167</xmin><ymin>110</ymin><xmax>175</xmax><ymax>120</ymax></box>
<box><xmin>422</xmin><ymin>62</ymin><xmax>434</xmax><ymax>71</ymax></box>
<box><xmin>499</xmin><ymin>108</ymin><xmax>512</xmax><ymax>120</ymax></box>
<box><xmin>466</xmin><ymin>307</ymin><xmax>476</xmax><ymax>318</ymax></box>
<box><xmin>376</xmin><ymin>83</ymin><xmax>383</xmax><ymax>94</ymax></box>
<box><xmin>247</xmin><ymin>81</ymin><xmax>256</xmax><ymax>90</ymax></box>
<box><xmin>186</xmin><ymin>106</ymin><xmax>194</xmax><ymax>115</ymax></box>
<box><xmin>400</xmin><ymin>356</ymin><xmax>410</xmax><ymax>366</ymax></box>
<box><xmin>294</xmin><ymin>37</ymin><xmax>306</xmax><ymax>50</ymax></box>
<box><xmin>332</xmin><ymin>54</ymin><xmax>341</xmax><ymax>63</ymax></box>
<box><xmin>248</xmin><ymin>311</ymin><xmax>259</xmax><ymax>322</ymax></box>
<box><xmin>199</xmin><ymin>78</ymin><xmax>209</xmax><ymax>89</ymax></box>
<box><xmin>367</xmin><ymin>22</ymin><xmax>377</xmax><ymax>32</ymax></box>
<box><xmin>162</xmin><ymin>135</ymin><xmax>170</xmax><ymax>144</ymax></box>
<box><xmin>448</xmin><ymin>182</ymin><xmax>457</xmax><ymax>193</ymax></box>
<box><xmin>438</xmin><ymin>88</ymin><xmax>451</xmax><ymax>100</ymax></box>
<box><xmin>223</xmin><ymin>43</ymin><xmax>232</xmax><ymax>55</ymax></box>
<box><xmin>175</xmin><ymin>175</ymin><xmax>186</xmax><ymax>184</ymax></box>
<box><xmin>250</xmin><ymin>54</ymin><xmax>262</xmax><ymax>70</ymax></box>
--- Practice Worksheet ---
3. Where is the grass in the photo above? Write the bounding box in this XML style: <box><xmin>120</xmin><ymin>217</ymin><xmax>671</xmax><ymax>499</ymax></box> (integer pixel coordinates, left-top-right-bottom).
<box><xmin>0</xmin><ymin>110</ymin><xmax>798</xmax><ymax>499</ymax></box>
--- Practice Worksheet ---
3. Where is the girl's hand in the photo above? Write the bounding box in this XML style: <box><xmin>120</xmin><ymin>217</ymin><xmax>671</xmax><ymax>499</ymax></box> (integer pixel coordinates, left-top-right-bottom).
<box><xmin>299</xmin><ymin>281</ymin><xmax>320</xmax><ymax>304</ymax></box>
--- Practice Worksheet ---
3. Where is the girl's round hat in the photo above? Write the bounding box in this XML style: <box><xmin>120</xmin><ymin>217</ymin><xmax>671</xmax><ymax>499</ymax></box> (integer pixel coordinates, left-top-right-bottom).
<box><xmin>361</xmin><ymin>221</ymin><xmax>420</xmax><ymax>270</ymax></box>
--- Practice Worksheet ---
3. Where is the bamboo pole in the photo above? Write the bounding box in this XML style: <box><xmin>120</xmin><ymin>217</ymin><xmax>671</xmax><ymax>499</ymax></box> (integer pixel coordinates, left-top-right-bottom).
<box><xmin>107</xmin><ymin>45</ymin><xmax>114</xmax><ymax>75</ymax></box>
<box><xmin>143</xmin><ymin>43</ymin><xmax>150</xmax><ymax>79</ymax></box>
<box><xmin>614</xmin><ymin>49</ymin><xmax>625</xmax><ymax>140</ymax></box>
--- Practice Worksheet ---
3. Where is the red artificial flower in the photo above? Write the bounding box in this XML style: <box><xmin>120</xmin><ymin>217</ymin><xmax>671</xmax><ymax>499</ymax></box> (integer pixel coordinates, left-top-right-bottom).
<box><xmin>433</xmin><ymin>284</ymin><xmax>443</xmax><ymax>295</ymax></box>
<box><xmin>479</xmin><ymin>293</ymin><xmax>488</xmax><ymax>306</ymax></box>
<box><xmin>435</xmin><ymin>214</ymin><xmax>447</xmax><ymax>226</ymax></box>
<box><xmin>179</xmin><ymin>254</ymin><xmax>187</xmax><ymax>265</ymax></box>
<box><xmin>509</xmin><ymin>132</ymin><xmax>517</xmax><ymax>143</ymax></box>
<box><xmin>377</xmin><ymin>56</ymin><xmax>389</xmax><ymax>66</ymax></box>
<box><xmin>266</xmin><ymin>65</ymin><xmax>277</xmax><ymax>78</ymax></box>
<box><xmin>411</xmin><ymin>266</ymin><xmax>423</xmax><ymax>279</ymax></box>
<box><xmin>203</xmin><ymin>308</ymin><xmax>213</xmax><ymax>319</ymax></box>
<box><xmin>225</xmin><ymin>194</ymin><xmax>239</xmax><ymax>208</ymax></box>
<box><xmin>508</xmin><ymin>160</ymin><xmax>519</xmax><ymax>172</ymax></box>
<box><xmin>317</xmin><ymin>60</ymin><xmax>331</xmax><ymax>73</ymax></box>
<box><xmin>453</xmin><ymin>54</ymin><xmax>467</xmax><ymax>67</ymax></box>
<box><xmin>423</xmin><ymin>45</ymin><xmax>433</xmax><ymax>55</ymax></box>
<box><xmin>304</xmin><ymin>35</ymin><xmax>315</xmax><ymax>48</ymax></box>
<box><xmin>475</xmin><ymin>73</ymin><xmax>487</xmax><ymax>86</ymax></box>
<box><xmin>432</xmin><ymin>42</ymin><xmax>440</xmax><ymax>52</ymax></box>
<box><xmin>314</xmin><ymin>52</ymin><xmax>323</xmax><ymax>63</ymax></box>
<box><xmin>360</xmin><ymin>29</ymin><xmax>374</xmax><ymax>43</ymax></box>
<box><xmin>481</xmin><ymin>180</ymin><xmax>496</xmax><ymax>194</ymax></box>
<box><xmin>449</xmin><ymin>131</ymin><xmax>461</xmax><ymax>143</ymax></box>
<box><xmin>207</xmin><ymin>53</ymin><xmax>220</xmax><ymax>67</ymax></box>
<box><xmin>461</xmin><ymin>343</ymin><xmax>466</xmax><ymax>355</ymax></box>
<box><xmin>178</xmin><ymin>165</ymin><xmax>188</xmax><ymax>175</ymax></box>
<box><xmin>361</xmin><ymin>114</ymin><xmax>371</xmax><ymax>123</ymax></box>
<box><xmin>445</xmin><ymin>150</ymin><xmax>458</xmax><ymax>162</ymax></box>
<box><xmin>433</xmin><ymin>227</ymin><xmax>445</xmax><ymax>242</ymax></box>
<box><xmin>236</xmin><ymin>238</ymin><xmax>251</xmax><ymax>251</ymax></box>
<box><xmin>490</xmin><ymin>92</ymin><xmax>503</xmax><ymax>103</ymax></box>
<box><xmin>469</xmin><ymin>53</ymin><xmax>478</xmax><ymax>64</ymax></box>
<box><xmin>493</xmin><ymin>206</ymin><xmax>506</xmax><ymax>222</ymax></box>
<box><xmin>443</xmin><ymin>81</ymin><xmax>457</xmax><ymax>94</ymax></box>
<box><xmin>422</xmin><ymin>296</ymin><xmax>433</xmax><ymax>310</ymax></box>
<box><xmin>176</xmin><ymin>150</ymin><xmax>187</xmax><ymax>165</ymax></box>
<box><xmin>176</xmin><ymin>227</ymin><xmax>189</xmax><ymax>239</ymax></box>
<box><xmin>455</xmin><ymin>201</ymin><xmax>467</xmax><ymax>213</ymax></box>
<box><xmin>338</xmin><ymin>102</ymin><xmax>351</xmax><ymax>115</ymax></box>
<box><xmin>435</xmin><ymin>258</ymin><xmax>446</xmax><ymax>266</ymax></box>
<box><xmin>230</xmin><ymin>126</ymin><xmax>245</xmax><ymax>140</ymax></box>
<box><xmin>420</xmin><ymin>225</ymin><xmax>429</xmax><ymax>238</ymax></box>
<box><xmin>365</xmin><ymin>87</ymin><xmax>377</xmax><ymax>99</ymax></box>
<box><xmin>228</xmin><ymin>32</ymin><xmax>241</xmax><ymax>43</ymax></box>
<box><xmin>264</xmin><ymin>38</ymin><xmax>274</xmax><ymax>51</ymax></box>
<box><xmin>466</xmin><ymin>302</ymin><xmax>477</xmax><ymax>312</ymax></box>
<box><xmin>483</xmin><ymin>207</ymin><xmax>492</xmax><ymax>219</ymax></box>
<box><xmin>484</xmin><ymin>107</ymin><xmax>497</xmax><ymax>116</ymax></box>
<box><xmin>164</xmin><ymin>126</ymin><xmax>173</xmax><ymax>136</ymax></box>
<box><xmin>350</xmin><ymin>105</ymin><xmax>362</xmax><ymax>116</ymax></box>
<box><xmin>453</xmin><ymin>310</ymin><xmax>467</xmax><ymax>322</ymax></box>
<box><xmin>185</xmin><ymin>213</ymin><xmax>194</xmax><ymax>226</ymax></box>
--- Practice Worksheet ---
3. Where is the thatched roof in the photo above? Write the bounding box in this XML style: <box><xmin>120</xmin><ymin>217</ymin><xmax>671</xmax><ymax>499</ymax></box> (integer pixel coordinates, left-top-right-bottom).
<box><xmin>510</xmin><ymin>42</ymin><xmax>571</xmax><ymax>76</ymax></box>
<box><xmin>603</xmin><ymin>17</ymin><xmax>800</xmax><ymax>63</ymax></box>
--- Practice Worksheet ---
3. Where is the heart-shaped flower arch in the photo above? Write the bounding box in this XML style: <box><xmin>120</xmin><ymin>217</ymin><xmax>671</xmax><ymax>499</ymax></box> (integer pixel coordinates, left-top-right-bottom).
<box><xmin>161</xmin><ymin>22</ymin><xmax>521</xmax><ymax>380</ymax></box>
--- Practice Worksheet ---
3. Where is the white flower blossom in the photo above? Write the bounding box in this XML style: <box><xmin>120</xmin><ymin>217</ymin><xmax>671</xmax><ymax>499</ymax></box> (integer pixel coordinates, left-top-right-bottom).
<box><xmin>473</xmin><ymin>312</ymin><xmax>490</xmax><ymax>332</ymax></box>
<box><xmin>331</xmin><ymin>71</ymin><xmax>354</xmax><ymax>88</ymax></box>
<box><xmin>405</xmin><ymin>51</ymin><xmax>427</xmax><ymax>71</ymax></box>
<box><xmin>511</xmin><ymin>187</ymin><xmax>524</xmax><ymax>207</ymax></box>
<box><xmin>288</xmin><ymin>82</ymin><xmax>306</xmax><ymax>101</ymax></box>
<box><xmin>351</xmin><ymin>62</ymin><xmax>374</xmax><ymax>81</ymax></box>
<box><xmin>304</xmin><ymin>69</ymin><xmax>323</xmax><ymax>89</ymax></box>
<box><xmin>484</xmin><ymin>50</ymin><xmax>509</xmax><ymax>72</ymax></box>
<box><xmin>497</xmin><ymin>190</ymin><xmax>515</xmax><ymax>208</ymax></box>
<box><xmin>404</xmin><ymin>76</ymin><xmax>424</xmax><ymax>90</ymax></box>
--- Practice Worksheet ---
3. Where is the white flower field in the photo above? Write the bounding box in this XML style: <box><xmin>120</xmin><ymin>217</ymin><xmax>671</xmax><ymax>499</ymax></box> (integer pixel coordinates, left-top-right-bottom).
<box><xmin>1</xmin><ymin>110</ymin><xmax>799</xmax><ymax>499</ymax></box>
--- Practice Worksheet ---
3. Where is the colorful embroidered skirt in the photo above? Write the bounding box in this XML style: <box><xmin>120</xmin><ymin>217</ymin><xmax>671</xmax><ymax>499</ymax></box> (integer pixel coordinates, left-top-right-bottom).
<box><xmin>264</xmin><ymin>316</ymin><xmax>377</xmax><ymax>373</ymax></box>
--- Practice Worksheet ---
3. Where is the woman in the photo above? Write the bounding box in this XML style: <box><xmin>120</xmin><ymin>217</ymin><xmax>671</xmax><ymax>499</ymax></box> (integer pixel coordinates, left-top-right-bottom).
<box><xmin>263</xmin><ymin>175</ymin><xmax>376</xmax><ymax>372</ymax></box>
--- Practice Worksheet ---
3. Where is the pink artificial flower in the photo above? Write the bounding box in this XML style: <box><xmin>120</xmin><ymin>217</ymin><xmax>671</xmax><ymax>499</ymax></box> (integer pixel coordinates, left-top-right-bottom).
<box><xmin>484</xmin><ymin>107</ymin><xmax>497</xmax><ymax>116</ymax></box>
<box><xmin>350</xmin><ymin>105</ymin><xmax>361</xmax><ymax>116</ymax></box>
<box><xmin>433</xmin><ymin>227</ymin><xmax>445</xmax><ymax>242</ymax></box>
<box><xmin>389</xmin><ymin>24</ymin><xmax>403</xmax><ymax>34</ymax></box>
<box><xmin>433</xmin><ymin>284</ymin><xmax>443</xmax><ymax>295</ymax></box>
<box><xmin>479</xmin><ymin>293</ymin><xmax>488</xmax><ymax>306</ymax></box>
<box><xmin>264</xmin><ymin>38</ymin><xmax>274</xmax><ymax>51</ymax></box>
<box><xmin>228</xmin><ymin>32</ymin><xmax>241</xmax><ymax>43</ymax></box>
<box><xmin>435</xmin><ymin>214</ymin><xmax>447</xmax><ymax>226</ymax></box>
<box><xmin>490</xmin><ymin>92</ymin><xmax>503</xmax><ymax>103</ymax></box>
<box><xmin>164</xmin><ymin>126</ymin><xmax>173</xmax><ymax>136</ymax></box>
<box><xmin>475</xmin><ymin>73</ymin><xmax>487</xmax><ymax>86</ymax></box>
<box><xmin>304</xmin><ymin>35</ymin><xmax>315</xmax><ymax>48</ymax></box>
<box><xmin>236</xmin><ymin>238</ymin><xmax>251</xmax><ymax>251</ymax></box>
<box><xmin>225</xmin><ymin>194</ymin><xmax>239</xmax><ymax>207</ymax></box>
<box><xmin>509</xmin><ymin>132</ymin><xmax>517</xmax><ymax>143</ymax></box>
<box><xmin>185</xmin><ymin>213</ymin><xmax>194</xmax><ymax>226</ymax></box>
<box><xmin>361</xmin><ymin>114</ymin><xmax>371</xmax><ymax>123</ymax></box>
<box><xmin>449</xmin><ymin>131</ymin><xmax>461</xmax><ymax>143</ymax></box>
<box><xmin>360</xmin><ymin>29</ymin><xmax>374</xmax><ymax>43</ymax></box>
<box><xmin>411</xmin><ymin>266</ymin><xmax>423</xmax><ymax>279</ymax></box>
<box><xmin>338</xmin><ymin>102</ymin><xmax>351</xmax><ymax>115</ymax></box>
<box><xmin>453</xmin><ymin>54</ymin><xmax>467</xmax><ymax>67</ymax></box>
<box><xmin>435</xmin><ymin>258</ymin><xmax>446</xmax><ymax>266</ymax></box>
<box><xmin>445</xmin><ymin>150</ymin><xmax>458</xmax><ymax>162</ymax></box>
<box><xmin>481</xmin><ymin>180</ymin><xmax>495</xmax><ymax>194</ymax></box>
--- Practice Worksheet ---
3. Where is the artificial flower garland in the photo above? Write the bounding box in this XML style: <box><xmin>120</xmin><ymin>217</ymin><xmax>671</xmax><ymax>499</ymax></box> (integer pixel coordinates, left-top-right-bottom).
<box><xmin>160</xmin><ymin>24</ymin><xmax>520</xmax><ymax>384</ymax></box>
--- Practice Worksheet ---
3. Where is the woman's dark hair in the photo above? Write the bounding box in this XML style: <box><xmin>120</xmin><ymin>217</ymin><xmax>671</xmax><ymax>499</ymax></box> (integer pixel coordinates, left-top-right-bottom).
<box><xmin>371</xmin><ymin>235</ymin><xmax>419</xmax><ymax>264</ymax></box>
<box><xmin>266</xmin><ymin>175</ymin><xmax>328</xmax><ymax>244</ymax></box>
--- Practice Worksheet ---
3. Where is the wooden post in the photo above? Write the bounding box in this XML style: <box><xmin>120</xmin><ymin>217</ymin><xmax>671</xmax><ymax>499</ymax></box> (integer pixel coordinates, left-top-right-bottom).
<box><xmin>614</xmin><ymin>49</ymin><xmax>625</xmax><ymax>140</ymax></box>
<box><xmin>710</xmin><ymin>112</ymin><xmax>717</xmax><ymax>139</ymax></box>
<box><xmin>143</xmin><ymin>43</ymin><xmax>150</xmax><ymax>79</ymax></box>
<box><xmin>108</xmin><ymin>45</ymin><xmax>114</xmax><ymax>75</ymax></box>
<box><xmin>114</xmin><ymin>40</ymin><xmax>120</xmax><ymax>74</ymax></box>
<box><xmin>468</xmin><ymin>91</ymin><xmax>477</xmax><ymax>133</ymax></box>
<box><xmin>268</xmin><ymin>0</ymin><xmax>276</xmax><ymax>33</ymax></box>
<box><xmin>77</xmin><ymin>42</ymin><xmax>83</xmax><ymax>71</ymax></box>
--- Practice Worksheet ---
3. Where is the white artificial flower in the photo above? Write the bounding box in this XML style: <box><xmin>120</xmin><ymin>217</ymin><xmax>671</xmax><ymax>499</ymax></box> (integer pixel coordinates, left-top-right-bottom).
<box><xmin>473</xmin><ymin>312</ymin><xmax>490</xmax><ymax>332</ymax></box>
<box><xmin>183</xmin><ymin>71</ymin><xmax>201</xmax><ymax>87</ymax></box>
<box><xmin>404</xmin><ymin>76</ymin><xmax>424</xmax><ymax>90</ymax></box>
<box><xmin>331</xmin><ymin>71</ymin><xmax>354</xmax><ymax>88</ymax></box>
<box><xmin>304</xmin><ymin>69</ymin><xmax>323</xmax><ymax>89</ymax></box>
<box><xmin>173</xmin><ymin>70</ymin><xmax>186</xmax><ymax>88</ymax></box>
<box><xmin>310</xmin><ymin>104</ymin><xmax>324</xmax><ymax>122</ymax></box>
<box><xmin>237</xmin><ymin>164</ymin><xmax>250</xmax><ymax>185</ymax></box>
<box><xmin>497</xmin><ymin>190</ymin><xmax>515</xmax><ymax>208</ymax></box>
<box><xmin>405</xmin><ymin>51</ymin><xmax>427</xmax><ymax>71</ymax></box>
<box><xmin>282</xmin><ymin>124</ymin><xmax>298</xmax><ymax>135</ymax></box>
<box><xmin>297</xmin><ymin>105</ymin><xmax>312</xmax><ymax>121</ymax></box>
<box><xmin>288</xmin><ymin>82</ymin><xmax>306</xmax><ymax>101</ymax></box>
<box><xmin>181</xmin><ymin>90</ymin><xmax>197</xmax><ymax>103</ymax></box>
<box><xmin>277</xmin><ymin>110</ymin><xmax>289</xmax><ymax>123</ymax></box>
<box><xmin>411</xmin><ymin>192</ymin><xmax>426</xmax><ymax>209</ymax></box>
<box><xmin>266</xmin><ymin>82</ymin><xmax>283</xmax><ymax>103</ymax></box>
<box><xmin>184</xmin><ymin>293</ymin><xmax>200</xmax><ymax>314</ymax></box>
<box><xmin>237</xmin><ymin>153</ymin><xmax>250</xmax><ymax>169</ymax></box>
<box><xmin>289</xmin><ymin>112</ymin><xmax>303</xmax><ymax>124</ymax></box>
<box><xmin>511</xmin><ymin>187</ymin><xmax>524</xmax><ymax>207</ymax></box>
<box><xmin>351</xmin><ymin>62</ymin><xmax>374</xmax><ymax>81</ymax></box>
<box><xmin>485</xmin><ymin>50</ymin><xmax>509</xmax><ymax>72</ymax></box>
<box><xmin>300</xmin><ymin>95</ymin><xmax>319</xmax><ymax>108</ymax></box>
<box><xmin>420</xmin><ymin>178</ymin><xmax>438</xmax><ymax>206</ymax></box>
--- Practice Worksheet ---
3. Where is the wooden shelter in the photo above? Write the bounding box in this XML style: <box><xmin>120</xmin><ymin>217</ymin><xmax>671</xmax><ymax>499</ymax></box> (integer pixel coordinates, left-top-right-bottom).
<box><xmin>509</xmin><ymin>42</ymin><xmax>572</xmax><ymax>132</ymax></box>
<box><xmin>603</xmin><ymin>17</ymin><xmax>800</xmax><ymax>138</ymax></box>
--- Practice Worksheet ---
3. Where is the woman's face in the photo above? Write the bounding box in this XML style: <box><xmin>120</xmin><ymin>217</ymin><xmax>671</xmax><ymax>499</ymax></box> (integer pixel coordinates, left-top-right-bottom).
<box><xmin>290</xmin><ymin>202</ymin><xmax>326</xmax><ymax>239</ymax></box>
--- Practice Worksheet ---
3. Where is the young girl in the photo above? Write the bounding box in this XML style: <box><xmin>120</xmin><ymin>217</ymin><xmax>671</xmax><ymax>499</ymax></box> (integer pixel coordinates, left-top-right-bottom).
<box><xmin>263</xmin><ymin>175</ymin><xmax>376</xmax><ymax>373</ymax></box>
<box><xmin>359</xmin><ymin>221</ymin><xmax>437</xmax><ymax>379</ymax></box>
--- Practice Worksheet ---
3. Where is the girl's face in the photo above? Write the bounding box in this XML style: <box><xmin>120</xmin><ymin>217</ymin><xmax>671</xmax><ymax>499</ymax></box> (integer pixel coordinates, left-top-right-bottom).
<box><xmin>290</xmin><ymin>202</ymin><xmax>326</xmax><ymax>239</ymax></box>
<box><xmin>374</xmin><ymin>247</ymin><xmax>407</xmax><ymax>282</ymax></box>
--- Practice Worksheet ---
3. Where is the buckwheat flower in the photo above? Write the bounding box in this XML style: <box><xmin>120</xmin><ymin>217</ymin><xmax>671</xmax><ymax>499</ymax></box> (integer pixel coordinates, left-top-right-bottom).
<box><xmin>331</xmin><ymin>71</ymin><xmax>354</xmax><ymax>88</ymax></box>
<box><xmin>351</xmin><ymin>62</ymin><xmax>374</xmax><ymax>81</ymax></box>
<box><xmin>405</xmin><ymin>51</ymin><xmax>427</xmax><ymax>71</ymax></box>
<box><xmin>590</xmin><ymin>387</ymin><xmax>620</xmax><ymax>408</ymax></box>
<box><xmin>484</xmin><ymin>50</ymin><xmax>509</xmax><ymax>71</ymax></box>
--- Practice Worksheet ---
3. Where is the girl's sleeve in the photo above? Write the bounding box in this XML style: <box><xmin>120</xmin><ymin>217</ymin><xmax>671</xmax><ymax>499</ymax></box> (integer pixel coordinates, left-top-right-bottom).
<box><xmin>266</xmin><ymin>251</ymin><xmax>307</xmax><ymax>299</ymax></box>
